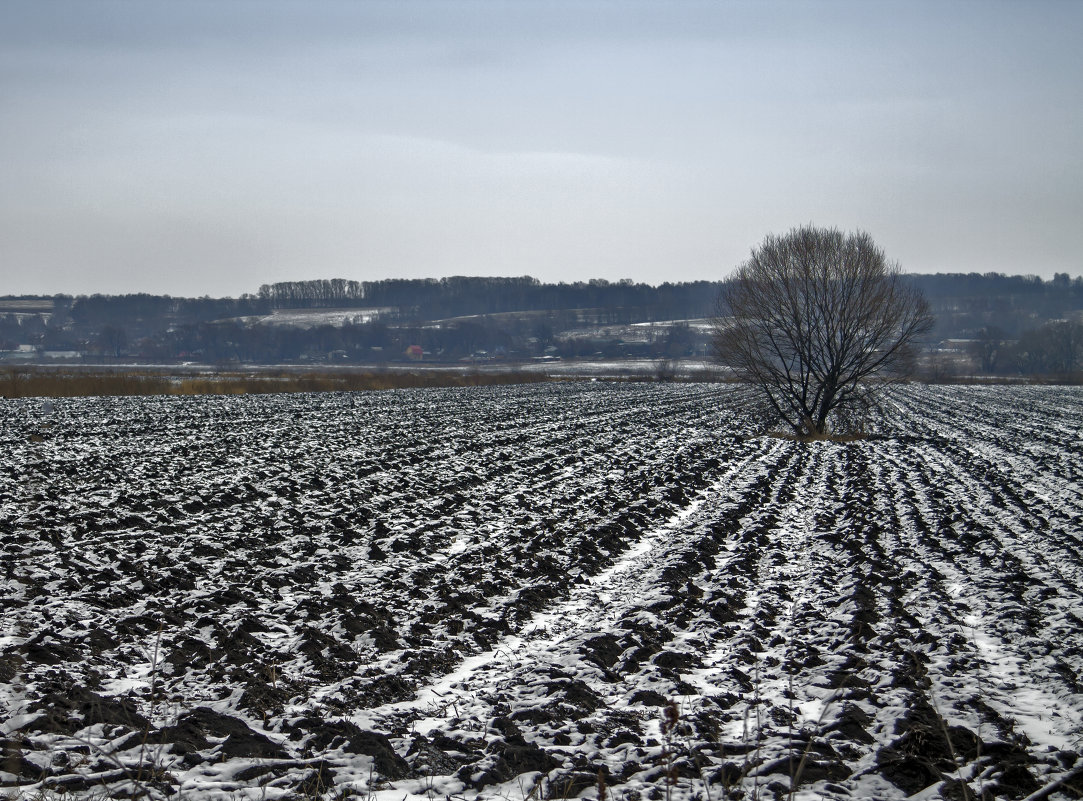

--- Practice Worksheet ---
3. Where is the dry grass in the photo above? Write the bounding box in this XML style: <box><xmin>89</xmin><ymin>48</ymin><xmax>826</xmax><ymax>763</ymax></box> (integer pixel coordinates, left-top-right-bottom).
<box><xmin>0</xmin><ymin>367</ymin><xmax>550</xmax><ymax>399</ymax></box>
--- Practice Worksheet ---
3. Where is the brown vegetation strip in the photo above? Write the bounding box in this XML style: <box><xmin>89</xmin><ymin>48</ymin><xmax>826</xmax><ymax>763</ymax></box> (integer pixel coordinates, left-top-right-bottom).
<box><xmin>0</xmin><ymin>367</ymin><xmax>550</xmax><ymax>398</ymax></box>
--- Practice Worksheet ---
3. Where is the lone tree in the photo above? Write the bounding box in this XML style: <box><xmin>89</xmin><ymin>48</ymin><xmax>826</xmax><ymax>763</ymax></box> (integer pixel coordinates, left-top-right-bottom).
<box><xmin>713</xmin><ymin>225</ymin><xmax>933</xmax><ymax>438</ymax></box>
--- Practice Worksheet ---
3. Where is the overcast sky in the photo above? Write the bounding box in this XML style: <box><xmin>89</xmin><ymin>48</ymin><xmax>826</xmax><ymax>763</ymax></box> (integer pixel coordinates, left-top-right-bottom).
<box><xmin>2</xmin><ymin>1</ymin><xmax>1081</xmax><ymax>297</ymax></box>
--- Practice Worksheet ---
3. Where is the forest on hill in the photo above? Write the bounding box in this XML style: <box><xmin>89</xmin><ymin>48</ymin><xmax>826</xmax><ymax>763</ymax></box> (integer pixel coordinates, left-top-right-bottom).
<box><xmin>1</xmin><ymin>273</ymin><xmax>1081</xmax><ymax>374</ymax></box>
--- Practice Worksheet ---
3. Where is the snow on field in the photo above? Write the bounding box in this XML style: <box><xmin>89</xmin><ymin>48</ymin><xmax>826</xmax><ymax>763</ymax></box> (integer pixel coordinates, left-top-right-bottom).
<box><xmin>1</xmin><ymin>383</ymin><xmax>1082</xmax><ymax>800</ymax></box>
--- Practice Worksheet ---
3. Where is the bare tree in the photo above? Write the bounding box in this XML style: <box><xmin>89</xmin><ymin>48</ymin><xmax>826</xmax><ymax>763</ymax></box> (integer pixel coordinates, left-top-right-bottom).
<box><xmin>713</xmin><ymin>225</ymin><xmax>933</xmax><ymax>438</ymax></box>
<box><xmin>1014</xmin><ymin>319</ymin><xmax>1083</xmax><ymax>375</ymax></box>
<box><xmin>967</xmin><ymin>325</ymin><xmax>1007</xmax><ymax>374</ymax></box>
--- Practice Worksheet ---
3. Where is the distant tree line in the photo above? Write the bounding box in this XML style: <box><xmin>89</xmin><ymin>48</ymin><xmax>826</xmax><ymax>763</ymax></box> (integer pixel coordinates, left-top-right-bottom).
<box><xmin>966</xmin><ymin>320</ymin><xmax>1083</xmax><ymax>376</ymax></box>
<box><xmin>915</xmin><ymin>271</ymin><xmax>1082</xmax><ymax>337</ymax></box>
<box><xmin>0</xmin><ymin>293</ymin><xmax>265</xmax><ymax>356</ymax></box>
<box><xmin>1</xmin><ymin>272</ymin><xmax>1080</xmax><ymax>373</ymax></box>
<box><xmin>256</xmin><ymin>276</ymin><xmax>722</xmax><ymax>322</ymax></box>
<box><xmin>128</xmin><ymin>314</ymin><xmax>702</xmax><ymax>364</ymax></box>
<box><xmin>256</xmin><ymin>272</ymin><xmax>1083</xmax><ymax>333</ymax></box>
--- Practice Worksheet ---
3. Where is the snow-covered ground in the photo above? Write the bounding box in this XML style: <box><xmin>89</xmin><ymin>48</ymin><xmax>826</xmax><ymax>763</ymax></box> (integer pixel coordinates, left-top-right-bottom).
<box><xmin>1</xmin><ymin>383</ymin><xmax>1081</xmax><ymax>800</ymax></box>
<box><xmin>248</xmin><ymin>308</ymin><xmax>393</xmax><ymax>328</ymax></box>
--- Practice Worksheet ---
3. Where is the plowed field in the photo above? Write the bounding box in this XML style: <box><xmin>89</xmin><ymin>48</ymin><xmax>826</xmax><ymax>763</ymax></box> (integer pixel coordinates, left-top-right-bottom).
<box><xmin>2</xmin><ymin>383</ymin><xmax>1081</xmax><ymax>800</ymax></box>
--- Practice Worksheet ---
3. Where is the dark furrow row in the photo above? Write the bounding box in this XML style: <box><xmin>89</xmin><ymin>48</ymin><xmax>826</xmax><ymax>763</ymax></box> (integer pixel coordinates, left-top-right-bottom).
<box><xmin>2</xmin><ymin>384</ymin><xmax>1081</xmax><ymax>801</ymax></box>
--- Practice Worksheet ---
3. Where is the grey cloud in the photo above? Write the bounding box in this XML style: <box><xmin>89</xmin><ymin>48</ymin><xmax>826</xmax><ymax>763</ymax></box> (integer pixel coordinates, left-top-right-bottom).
<box><xmin>2</xmin><ymin>0</ymin><xmax>1081</xmax><ymax>295</ymax></box>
